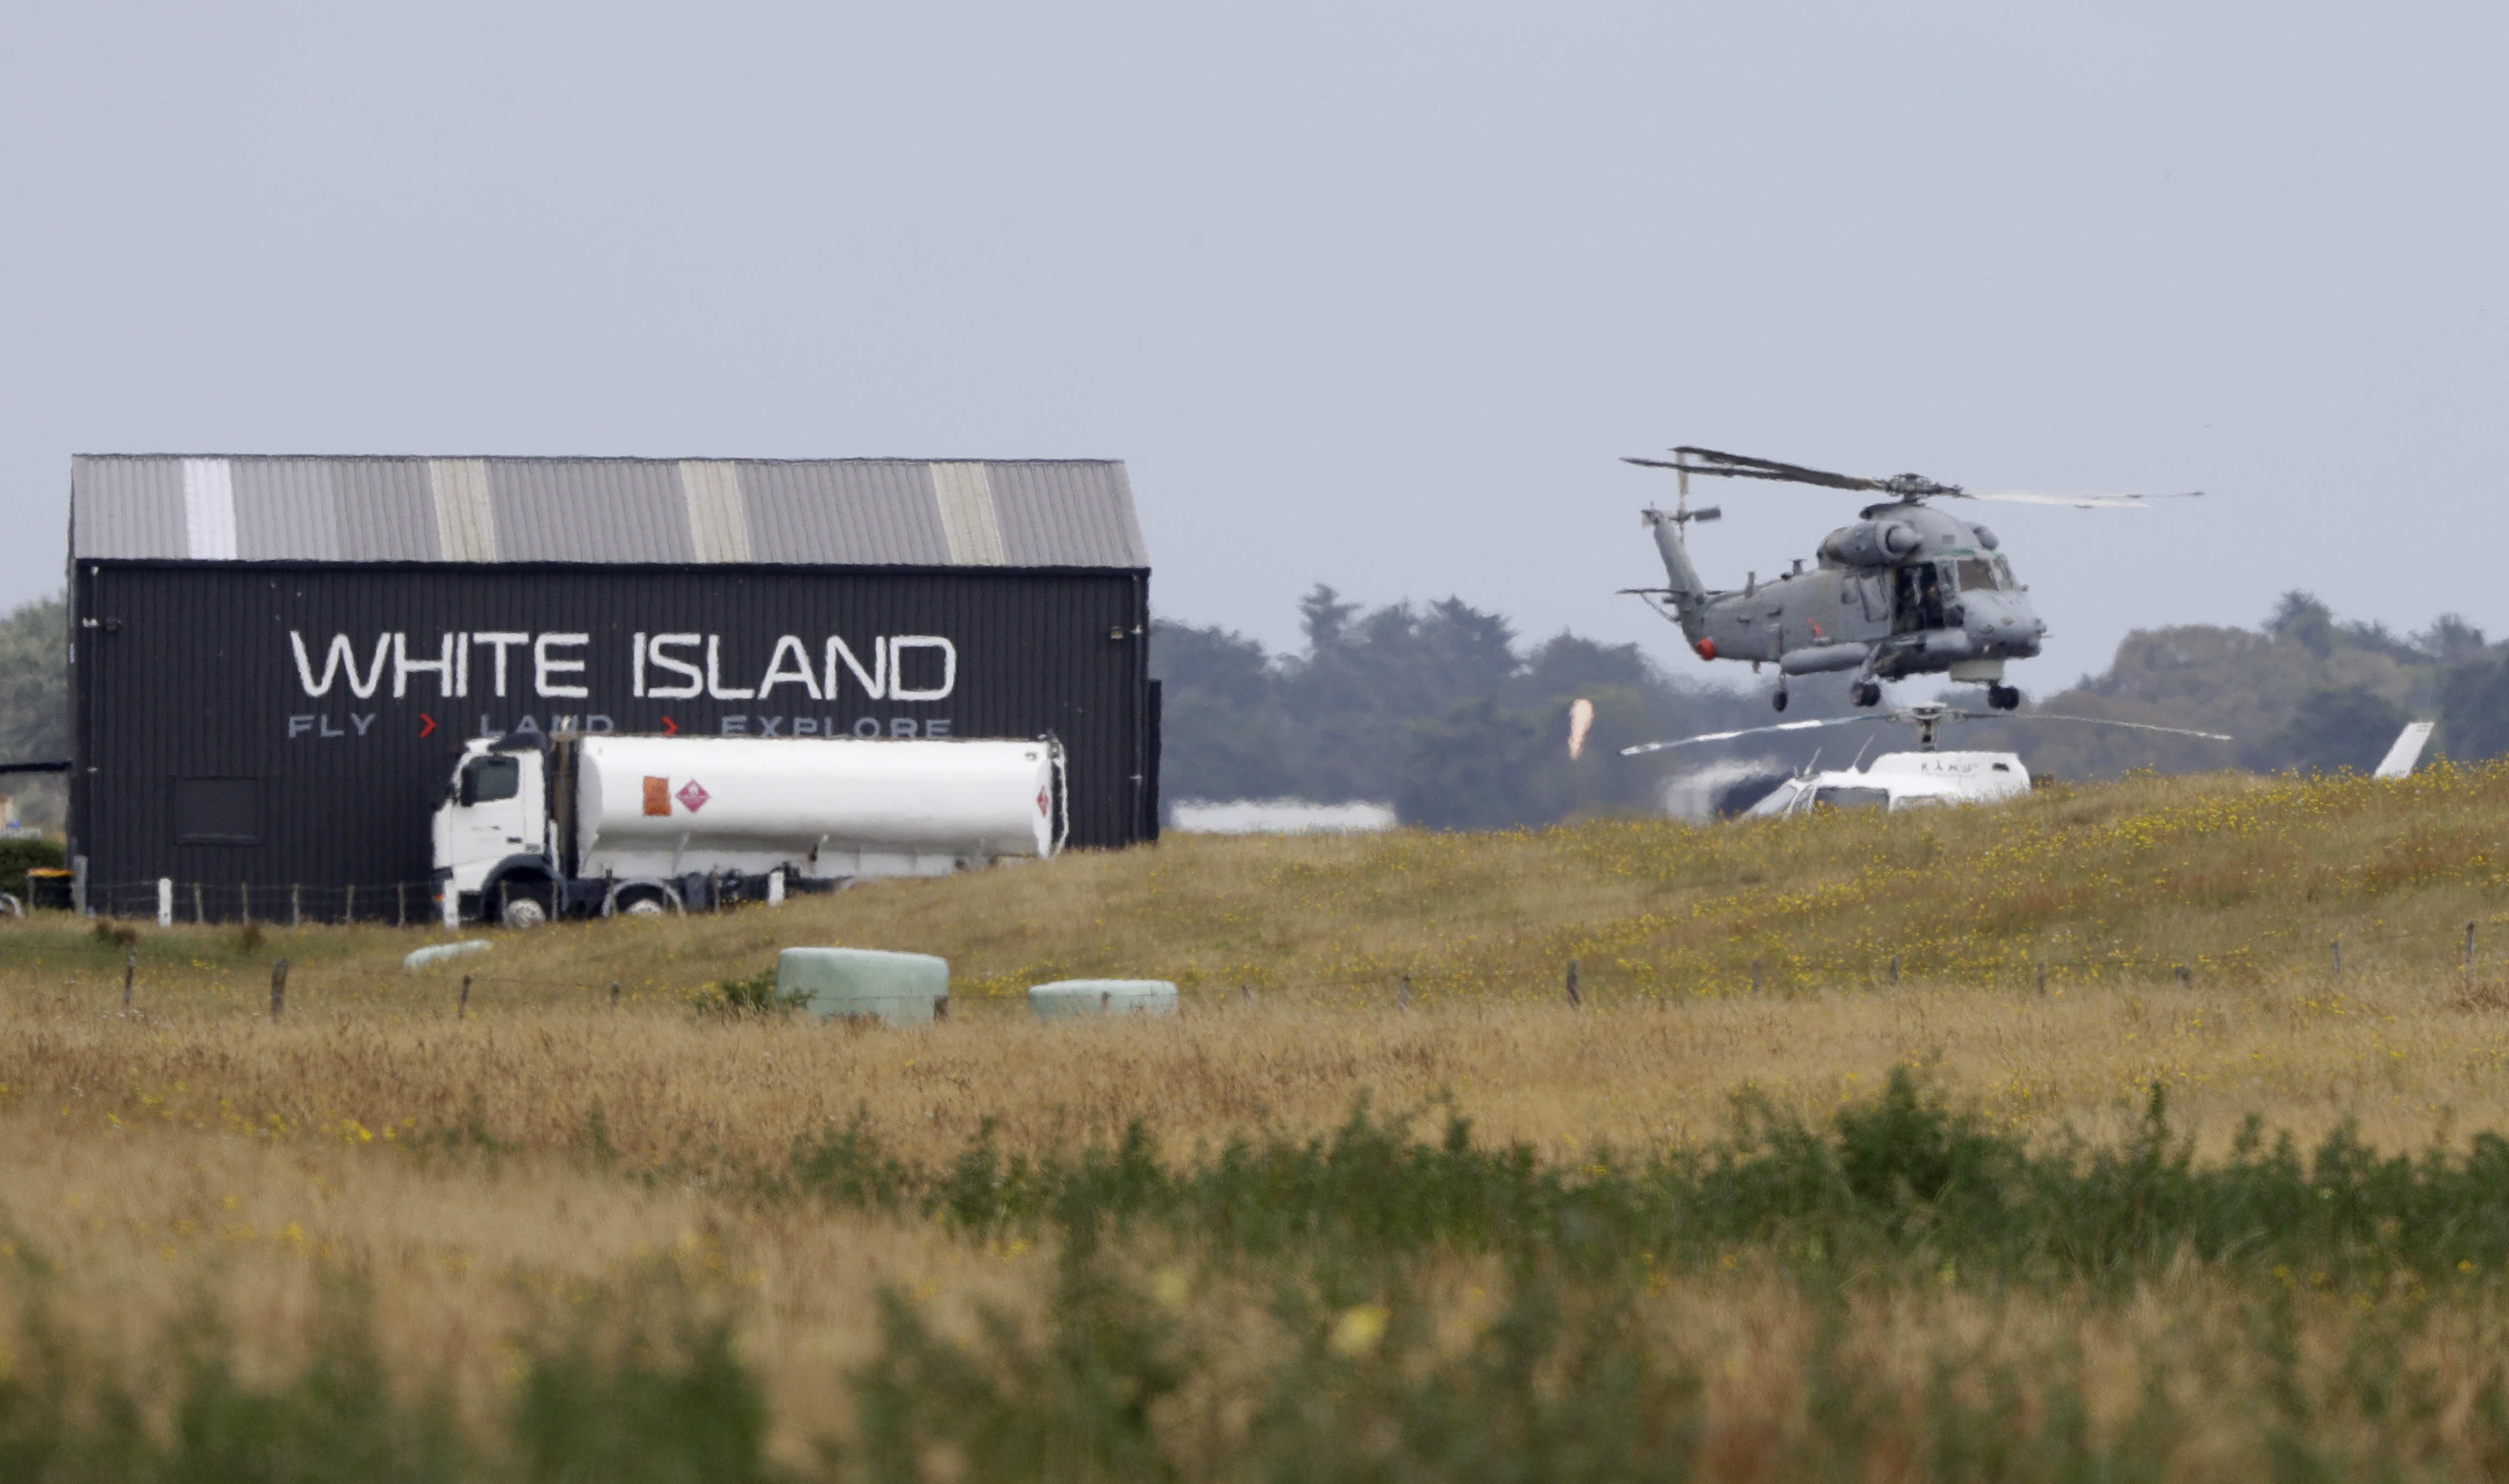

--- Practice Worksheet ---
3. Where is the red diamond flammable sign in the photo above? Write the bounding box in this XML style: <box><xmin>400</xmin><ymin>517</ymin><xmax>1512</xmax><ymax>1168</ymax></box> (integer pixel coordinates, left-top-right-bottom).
<box><xmin>676</xmin><ymin>780</ymin><xmax>710</xmax><ymax>812</ymax></box>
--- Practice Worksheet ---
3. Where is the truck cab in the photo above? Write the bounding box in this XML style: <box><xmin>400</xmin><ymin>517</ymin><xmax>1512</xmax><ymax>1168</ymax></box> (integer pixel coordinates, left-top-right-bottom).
<box><xmin>431</xmin><ymin>736</ymin><xmax>560</xmax><ymax>927</ymax></box>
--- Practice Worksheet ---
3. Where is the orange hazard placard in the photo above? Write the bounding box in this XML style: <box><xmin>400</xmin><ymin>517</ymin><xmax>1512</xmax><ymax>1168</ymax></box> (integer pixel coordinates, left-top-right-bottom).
<box><xmin>643</xmin><ymin>777</ymin><xmax>670</xmax><ymax>816</ymax></box>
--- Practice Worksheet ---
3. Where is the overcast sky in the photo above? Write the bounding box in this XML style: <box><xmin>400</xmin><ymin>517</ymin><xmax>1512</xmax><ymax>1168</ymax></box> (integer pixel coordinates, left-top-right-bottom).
<box><xmin>4</xmin><ymin>3</ymin><xmax>2501</xmax><ymax>698</ymax></box>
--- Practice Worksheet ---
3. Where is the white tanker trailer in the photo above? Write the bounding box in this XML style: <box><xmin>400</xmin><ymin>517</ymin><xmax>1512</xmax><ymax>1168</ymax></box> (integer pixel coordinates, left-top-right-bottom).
<box><xmin>430</xmin><ymin>731</ymin><xmax>1064</xmax><ymax>927</ymax></box>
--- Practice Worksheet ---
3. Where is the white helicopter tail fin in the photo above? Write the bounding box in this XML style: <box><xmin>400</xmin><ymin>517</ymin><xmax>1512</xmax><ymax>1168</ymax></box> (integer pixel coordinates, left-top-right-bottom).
<box><xmin>2374</xmin><ymin>721</ymin><xmax>2436</xmax><ymax>779</ymax></box>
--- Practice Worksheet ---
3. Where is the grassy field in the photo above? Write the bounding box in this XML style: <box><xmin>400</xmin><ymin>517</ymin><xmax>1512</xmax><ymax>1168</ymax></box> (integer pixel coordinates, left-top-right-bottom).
<box><xmin>6</xmin><ymin>762</ymin><xmax>2509</xmax><ymax>1479</ymax></box>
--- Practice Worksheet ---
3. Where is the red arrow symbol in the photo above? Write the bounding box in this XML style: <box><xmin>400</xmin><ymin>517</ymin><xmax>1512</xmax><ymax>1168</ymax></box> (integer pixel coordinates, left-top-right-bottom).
<box><xmin>417</xmin><ymin>712</ymin><xmax>437</xmax><ymax>738</ymax></box>
<box><xmin>660</xmin><ymin>715</ymin><xmax>679</xmax><ymax>736</ymax></box>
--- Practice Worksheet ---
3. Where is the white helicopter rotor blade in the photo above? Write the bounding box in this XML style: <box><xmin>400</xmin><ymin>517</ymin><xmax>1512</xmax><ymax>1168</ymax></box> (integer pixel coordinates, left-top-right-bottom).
<box><xmin>2009</xmin><ymin>713</ymin><xmax>2233</xmax><ymax>741</ymax></box>
<box><xmin>1962</xmin><ymin>489</ymin><xmax>2204</xmax><ymax>509</ymax></box>
<box><xmin>1619</xmin><ymin>716</ymin><xmax>1874</xmax><ymax>757</ymax></box>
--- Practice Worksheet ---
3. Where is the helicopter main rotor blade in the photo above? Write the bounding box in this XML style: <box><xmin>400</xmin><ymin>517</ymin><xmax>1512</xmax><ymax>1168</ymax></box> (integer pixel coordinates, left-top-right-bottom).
<box><xmin>1622</xmin><ymin>458</ymin><xmax>1875</xmax><ymax>490</ymax></box>
<box><xmin>2004</xmin><ymin>713</ymin><xmax>2232</xmax><ymax>741</ymax></box>
<box><xmin>1621</xmin><ymin>705</ymin><xmax>2231</xmax><ymax>758</ymax></box>
<box><xmin>1619</xmin><ymin>715</ymin><xmax>1882</xmax><ymax>756</ymax></box>
<box><xmin>1666</xmin><ymin>446</ymin><xmax>1884</xmax><ymax>493</ymax></box>
<box><xmin>1961</xmin><ymin>489</ymin><xmax>2204</xmax><ymax>509</ymax></box>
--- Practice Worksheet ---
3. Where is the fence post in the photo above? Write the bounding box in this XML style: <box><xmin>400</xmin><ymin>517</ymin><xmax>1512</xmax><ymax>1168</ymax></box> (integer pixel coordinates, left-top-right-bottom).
<box><xmin>269</xmin><ymin>958</ymin><xmax>288</xmax><ymax>1022</ymax></box>
<box><xmin>239</xmin><ymin>882</ymin><xmax>251</xmax><ymax>922</ymax></box>
<box><xmin>1565</xmin><ymin>958</ymin><xmax>1581</xmax><ymax>1009</ymax></box>
<box><xmin>1889</xmin><ymin>954</ymin><xmax>1901</xmax><ymax>986</ymax></box>
<box><xmin>1399</xmin><ymin>972</ymin><xmax>1411</xmax><ymax>1010</ymax></box>
<box><xmin>610</xmin><ymin>982</ymin><xmax>620</xmax><ymax>1011</ymax></box>
<box><xmin>459</xmin><ymin>974</ymin><xmax>471</xmax><ymax>1020</ymax></box>
<box><xmin>73</xmin><ymin>856</ymin><xmax>88</xmax><ymax>918</ymax></box>
<box><xmin>396</xmin><ymin>882</ymin><xmax>408</xmax><ymax>929</ymax></box>
<box><xmin>768</xmin><ymin>868</ymin><xmax>785</xmax><ymax>907</ymax></box>
<box><xmin>290</xmin><ymin>884</ymin><xmax>302</xmax><ymax>928</ymax></box>
<box><xmin>708</xmin><ymin>868</ymin><xmax>722</xmax><ymax>914</ymax></box>
<box><xmin>2468</xmin><ymin>922</ymin><xmax>2479</xmax><ymax>981</ymax></box>
<box><xmin>2176</xmin><ymin>965</ymin><xmax>2192</xmax><ymax>991</ymax></box>
<box><xmin>499</xmin><ymin>878</ymin><xmax>510</xmax><ymax>925</ymax></box>
<box><xmin>156</xmin><ymin>878</ymin><xmax>172</xmax><ymax>929</ymax></box>
<box><xmin>441</xmin><ymin>885</ymin><xmax>458</xmax><ymax>931</ymax></box>
<box><xmin>343</xmin><ymin>884</ymin><xmax>356</xmax><ymax>925</ymax></box>
<box><xmin>2036</xmin><ymin>960</ymin><xmax>2047</xmax><ymax>995</ymax></box>
<box><xmin>123</xmin><ymin>947</ymin><xmax>135</xmax><ymax>1011</ymax></box>
<box><xmin>192</xmin><ymin>883</ymin><xmax>204</xmax><ymax>924</ymax></box>
<box><xmin>1240</xmin><ymin>983</ymin><xmax>1254</xmax><ymax>1007</ymax></box>
<box><xmin>1752</xmin><ymin>959</ymin><xmax>1764</xmax><ymax>995</ymax></box>
<box><xmin>2331</xmin><ymin>938</ymin><xmax>2342</xmax><ymax>980</ymax></box>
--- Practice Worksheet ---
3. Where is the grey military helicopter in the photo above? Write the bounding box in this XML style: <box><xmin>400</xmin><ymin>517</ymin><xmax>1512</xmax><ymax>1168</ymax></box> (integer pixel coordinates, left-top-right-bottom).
<box><xmin>1623</xmin><ymin>446</ymin><xmax>2199</xmax><ymax>712</ymax></box>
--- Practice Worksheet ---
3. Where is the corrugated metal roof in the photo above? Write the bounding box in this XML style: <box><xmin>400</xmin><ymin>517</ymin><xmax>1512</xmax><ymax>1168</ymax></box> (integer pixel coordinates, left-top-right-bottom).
<box><xmin>70</xmin><ymin>455</ymin><xmax>1149</xmax><ymax>569</ymax></box>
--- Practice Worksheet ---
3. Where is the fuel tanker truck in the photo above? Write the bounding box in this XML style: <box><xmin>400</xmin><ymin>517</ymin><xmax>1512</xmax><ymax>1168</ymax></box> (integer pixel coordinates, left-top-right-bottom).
<box><xmin>430</xmin><ymin>731</ymin><xmax>1065</xmax><ymax>927</ymax></box>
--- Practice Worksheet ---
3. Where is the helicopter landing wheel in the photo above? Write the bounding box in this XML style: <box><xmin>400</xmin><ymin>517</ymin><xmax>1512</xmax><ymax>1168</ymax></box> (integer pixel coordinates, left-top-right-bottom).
<box><xmin>1851</xmin><ymin>680</ymin><xmax>1881</xmax><ymax>708</ymax></box>
<box><xmin>1987</xmin><ymin>684</ymin><xmax>2020</xmax><ymax>711</ymax></box>
<box><xmin>1772</xmin><ymin>687</ymin><xmax>1790</xmax><ymax>713</ymax></box>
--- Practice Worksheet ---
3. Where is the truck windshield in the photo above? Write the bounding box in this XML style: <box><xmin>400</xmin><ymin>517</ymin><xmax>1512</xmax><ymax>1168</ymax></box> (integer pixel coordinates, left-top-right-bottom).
<box><xmin>461</xmin><ymin>757</ymin><xmax>520</xmax><ymax>806</ymax></box>
<box><xmin>1812</xmin><ymin>786</ymin><xmax>1889</xmax><ymax>811</ymax></box>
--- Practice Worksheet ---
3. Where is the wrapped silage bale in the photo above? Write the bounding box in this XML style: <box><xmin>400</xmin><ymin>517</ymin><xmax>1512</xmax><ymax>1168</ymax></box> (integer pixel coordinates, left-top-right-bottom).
<box><xmin>1028</xmin><ymin>979</ymin><xmax>1180</xmax><ymax>1023</ymax></box>
<box><xmin>778</xmin><ymin>948</ymin><xmax>949</xmax><ymax>1027</ymax></box>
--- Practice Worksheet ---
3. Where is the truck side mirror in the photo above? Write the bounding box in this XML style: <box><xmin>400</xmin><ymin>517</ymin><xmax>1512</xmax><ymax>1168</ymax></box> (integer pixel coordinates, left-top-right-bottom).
<box><xmin>457</xmin><ymin>766</ymin><xmax>479</xmax><ymax>807</ymax></box>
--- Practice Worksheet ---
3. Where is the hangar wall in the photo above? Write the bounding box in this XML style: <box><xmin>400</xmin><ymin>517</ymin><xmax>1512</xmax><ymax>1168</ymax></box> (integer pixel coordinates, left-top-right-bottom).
<box><xmin>64</xmin><ymin>455</ymin><xmax>1154</xmax><ymax>917</ymax></box>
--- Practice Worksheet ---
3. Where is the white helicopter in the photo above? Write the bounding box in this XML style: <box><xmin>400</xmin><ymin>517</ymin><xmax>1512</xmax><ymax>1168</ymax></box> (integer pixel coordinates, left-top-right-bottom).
<box><xmin>1623</xmin><ymin>702</ymin><xmax>2232</xmax><ymax>817</ymax></box>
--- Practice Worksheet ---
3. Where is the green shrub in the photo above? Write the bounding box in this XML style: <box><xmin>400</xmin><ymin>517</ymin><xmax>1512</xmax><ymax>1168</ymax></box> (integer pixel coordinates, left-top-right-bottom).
<box><xmin>0</xmin><ymin>835</ymin><xmax>65</xmax><ymax>896</ymax></box>
<box><xmin>697</xmin><ymin>967</ymin><xmax>804</xmax><ymax>1019</ymax></box>
<box><xmin>782</xmin><ymin>1069</ymin><xmax>2509</xmax><ymax>1292</ymax></box>
<box><xmin>512</xmin><ymin>1308</ymin><xmax>778</xmax><ymax>1484</ymax></box>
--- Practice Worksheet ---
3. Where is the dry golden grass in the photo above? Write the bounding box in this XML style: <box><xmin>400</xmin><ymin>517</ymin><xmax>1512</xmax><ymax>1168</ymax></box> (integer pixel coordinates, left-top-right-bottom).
<box><xmin>5</xmin><ymin>761</ymin><xmax>2509</xmax><ymax>1473</ymax></box>
<box><xmin>17</xmin><ymin>1117</ymin><xmax>2509</xmax><ymax>1477</ymax></box>
<box><xmin>3</xmin><ymin>974</ymin><xmax>2507</xmax><ymax>1172</ymax></box>
<box><xmin>0</xmin><ymin>1114</ymin><xmax>1047</xmax><ymax>1454</ymax></box>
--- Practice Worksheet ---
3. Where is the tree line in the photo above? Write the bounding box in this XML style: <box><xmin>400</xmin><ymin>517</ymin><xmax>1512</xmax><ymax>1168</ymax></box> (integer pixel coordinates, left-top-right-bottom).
<box><xmin>6</xmin><ymin>583</ymin><xmax>2506</xmax><ymax>837</ymax></box>
<box><xmin>1155</xmin><ymin>586</ymin><xmax>2509</xmax><ymax>828</ymax></box>
<box><xmin>1151</xmin><ymin>585</ymin><xmax>1796</xmax><ymax>829</ymax></box>
<box><xmin>0</xmin><ymin>594</ymin><xmax>65</xmax><ymax>831</ymax></box>
<box><xmin>1960</xmin><ymin>592</ymin><xmax>2509</xmax><ymax>783</ymax></box>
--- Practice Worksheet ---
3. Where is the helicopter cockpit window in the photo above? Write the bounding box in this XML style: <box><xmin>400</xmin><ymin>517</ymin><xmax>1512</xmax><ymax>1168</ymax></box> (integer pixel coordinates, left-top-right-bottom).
<box><xmin>1893</xmin><ymin>564</ymin><xmax>1947</xmax><ymax>632</ymax></box>
<box><xmin>1748</xmin><ymin>779</ymin><xmax>1807</xmax><ymax>817</ymax></box>
<box><xmin>1992</xmin><ymin>556</ymin><xmax>2016</xmax><ymax>588</ymax></box>
<box><xmin>1953</xmin><ymin>557</ymin><xmax>2002</xmax><ymax>592</ymax></box>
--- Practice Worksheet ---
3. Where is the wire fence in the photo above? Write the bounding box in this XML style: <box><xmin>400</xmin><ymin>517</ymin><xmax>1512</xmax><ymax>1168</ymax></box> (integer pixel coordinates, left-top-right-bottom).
<box><xmin>94</xmin><ymin>879</ymin><xmax>446</xmax><ymax>927</ymax></box>
<box><xmin>0</xmin><ymin>920</ymin><xmax>2495</xmax><ymax>1019</ymax></box>
<box><xmin>0</xmin><ymin>879</ymin><xmax>2500</xmax><ymax>1019</ymax></box>
<box><xmin>5</xmin><ymin>872</ymin><xmax>796</xmax><ymax>926</ymax></box>
<box><xmin>0</xmin><ymin>873</ymin><xmax>454</xmax><ymax>926</ymax></box>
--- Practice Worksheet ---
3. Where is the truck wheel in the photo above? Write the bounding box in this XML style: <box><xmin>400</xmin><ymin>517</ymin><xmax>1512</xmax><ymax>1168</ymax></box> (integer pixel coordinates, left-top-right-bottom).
<box><xmin>501</xmin><ymin>895</ymin><xmax>549</xmax><ymax>929</ymax></box>
<box><xmin>622</xmin><ymin>897</ymin><xmax>667</xmax><ymax>918</ymax></box>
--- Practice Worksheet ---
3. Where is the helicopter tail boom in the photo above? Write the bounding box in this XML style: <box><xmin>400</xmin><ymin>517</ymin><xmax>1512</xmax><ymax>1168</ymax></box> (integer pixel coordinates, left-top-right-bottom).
<box><xmin>1642</xmin><ymin>507</ymin><xmax>1709</xmax><ymax>625</ymax></box>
